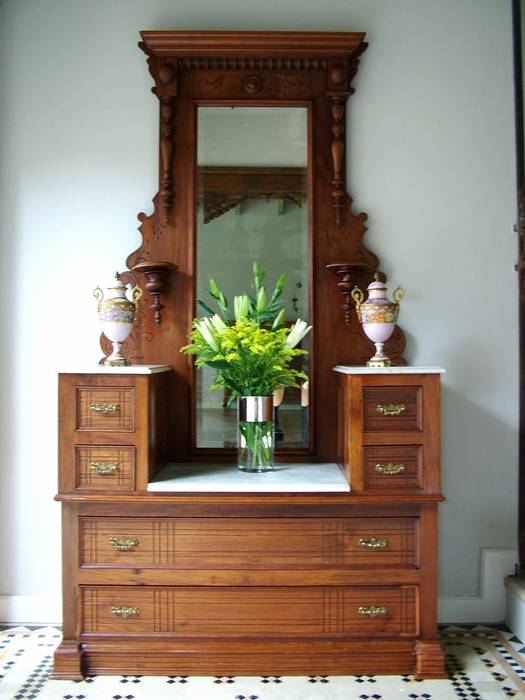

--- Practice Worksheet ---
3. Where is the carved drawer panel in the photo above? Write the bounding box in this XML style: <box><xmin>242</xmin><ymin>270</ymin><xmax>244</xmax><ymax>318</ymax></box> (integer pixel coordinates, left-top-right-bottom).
<box><xmin>79</xmin><ymin>517</ymin><xmax>417</xmax><ymax>569</ymax></box>
<box><xmin>363</xmin><ymin>386</ymin><xmax>422</xmax><ymax>432</ymax></box>
<box><xmin>76</xmin><ymin>387</ymin><xmax>135</xmax><ymax>432</ymax></box>
<box><xmin>75</xmin><ymin>446</ymin><xmax>135</xmax><ymax>491</ymax></box>
<box><xmin>80</xmin><ymin>585</ymin><xmax>418</xmax><ymax>638</ymax></box>
<box><xmin>363</xmin><ymin>445</ymin><xmax>422</xmax><ymax>491</ymax></box>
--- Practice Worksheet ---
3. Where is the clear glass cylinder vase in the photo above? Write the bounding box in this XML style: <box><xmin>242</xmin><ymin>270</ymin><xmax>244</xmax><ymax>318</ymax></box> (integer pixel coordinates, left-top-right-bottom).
<box><xmin>237</xmin><ymin>396</ymin><xmax>274</xmax><ymax>472</ymax></box>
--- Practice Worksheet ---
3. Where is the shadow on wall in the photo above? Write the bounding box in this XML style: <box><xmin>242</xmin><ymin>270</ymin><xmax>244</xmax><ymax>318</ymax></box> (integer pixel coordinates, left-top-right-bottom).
<box><xmin>439</xmin><ymin>383</ymin><xmax>518</xmax><ymax>596</ymax></box>
<box><xmin>0</xmin><ymin>7</ymin><xmax>21</xmax><ymax>598</ymax></box>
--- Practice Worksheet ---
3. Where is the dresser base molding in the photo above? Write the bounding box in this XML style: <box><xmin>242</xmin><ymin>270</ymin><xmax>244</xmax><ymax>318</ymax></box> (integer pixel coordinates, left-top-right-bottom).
<box><xmin>50</xmin><ymin>640</ymin><xmax>84</xmax><ymax>681</ymax></box>
<box><xmin>415</xmin><ymin>640</ymin><xmax>447</xmax><ymax>679</ymax></box>
<box><xmin>53</xmin><ymin>638</ymin><xmax>430</xmax><ymax>677</ymax></box>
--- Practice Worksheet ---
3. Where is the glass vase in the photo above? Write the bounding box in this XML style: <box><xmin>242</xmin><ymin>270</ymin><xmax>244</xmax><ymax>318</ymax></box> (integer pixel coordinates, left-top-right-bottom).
<box><xmin>237</xmin><ymin>396</ymin><xmax>274</xmax><ymax>472</ymax></box>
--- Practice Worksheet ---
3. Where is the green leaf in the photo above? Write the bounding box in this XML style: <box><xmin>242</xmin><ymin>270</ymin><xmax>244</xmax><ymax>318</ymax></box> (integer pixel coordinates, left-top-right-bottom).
<box><xmin>205</xmin><ymin>360</ymin><xmax>231</xmax><ymax>370</ymax></box>
<box><xmin>197</xmin><ymin>299</ymin><xmax>216</xmax><ymax>316</ymax></box>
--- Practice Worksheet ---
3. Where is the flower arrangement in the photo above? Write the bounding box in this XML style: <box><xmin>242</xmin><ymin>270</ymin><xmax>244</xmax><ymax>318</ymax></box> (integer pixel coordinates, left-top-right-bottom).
<box><xmin>181</xmin><ymin>263</ymin><xmax>311</xmax><ymax>471</ymax></box>
<box><xmin>181</xmin><ymin>263</ymin><xmax>311</xmax><ymax>404</ymax></box>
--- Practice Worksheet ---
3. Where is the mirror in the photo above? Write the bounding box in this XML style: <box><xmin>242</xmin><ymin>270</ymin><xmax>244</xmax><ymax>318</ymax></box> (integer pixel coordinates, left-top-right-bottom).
<box><xmin>195</xmin><ymin>106</ymin><xmax>309</xmax><ymax>450</ymax></box>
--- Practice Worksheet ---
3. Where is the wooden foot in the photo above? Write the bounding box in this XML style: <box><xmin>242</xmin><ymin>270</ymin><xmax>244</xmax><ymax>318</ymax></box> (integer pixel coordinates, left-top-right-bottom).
<box><xmin>51</xmin><ymin>640</ymin><xmax>84</xmax><ymax>680</ymax></box>
<box><xmin>415</xmin><ymin>640</ymin><xmax>447</xmax><ymax>679</ymax></box>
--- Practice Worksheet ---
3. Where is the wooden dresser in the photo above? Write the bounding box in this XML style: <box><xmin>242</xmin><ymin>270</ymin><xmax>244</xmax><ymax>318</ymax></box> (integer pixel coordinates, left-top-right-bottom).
<box><xmin>54</xmin><ymin>366</ymin><xmax>445</xmax><ymax>679</ymax></box>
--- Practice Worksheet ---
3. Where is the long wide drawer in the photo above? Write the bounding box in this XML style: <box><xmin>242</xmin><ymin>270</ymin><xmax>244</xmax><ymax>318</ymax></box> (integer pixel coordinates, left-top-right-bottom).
<box><xmin>80</xmin><ymin>585</ymin><xmax>418</xmax><ymax>638</ymax></box>
<box><xmin>79</xmin><ymin>517</ymin><xmax>418</xmax><ymax>569</ymax></box>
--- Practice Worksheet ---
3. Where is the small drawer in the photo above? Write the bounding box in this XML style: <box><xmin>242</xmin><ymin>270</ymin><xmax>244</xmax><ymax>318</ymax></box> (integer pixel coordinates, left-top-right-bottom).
<box><xmin>79</xmin><ymin>517</ymin><xmax>417</xmax><ymax>569</ymax></box>
<box><xmin>75</xmin><ymin>446</ymin><xmax>135</xmax><ymax>491</ymax></box>
<box><xmin>80</xmin><ymin>585</ymin><xmax>418</xmax><ymax>638</ymax></box>
<box><xmin>363</xmin><ymin>386</ymin><xmax>421</xmax><ymax>432</ymax></box>
<box><xmin>363</xmin><ymin>446</ymin><xmax>422</xmax><ymax>491</ymax></box>
<box><xmin>76</xmin><ymin>386</ymin><xmax>135</xmax><ymax>432</ymax></box>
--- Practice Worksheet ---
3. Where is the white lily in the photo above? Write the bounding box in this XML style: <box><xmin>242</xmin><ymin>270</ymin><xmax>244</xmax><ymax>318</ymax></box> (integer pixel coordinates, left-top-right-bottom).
<box><xmin>210</xmin><ymin>314</ymin><xmax>227</xmax><ymax>333</ymax></box>
<box><xmin>195</xmin><ymin>318</ymin><xmax>219</xmax><ymax>351</ymax></box>
<box><xmin>234</xmin><ymin>295</ymin><xmax>250</xmax><ymax>320</ymax></box>
<box><xmin>284</xmin><ymin>319</ymin><xmax>312</xmax><ymax>349</ymax></box>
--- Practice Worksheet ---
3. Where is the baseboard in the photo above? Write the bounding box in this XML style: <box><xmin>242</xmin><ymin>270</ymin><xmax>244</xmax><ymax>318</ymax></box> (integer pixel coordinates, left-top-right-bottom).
<box><xmin>505</xmin><ymin>574</ymin><xmax>525</xmax><ymax>640</ymax></box>
<box><xmin>0</xmin><ymin>594</ymin><xmax>62</xmax><ymax>626</ymax></box>
<box><xmin>0</xmin><ymin>549</ymin><xmax>517</xmax><ymax>626</ymax></box>
<box><xmin>438</xmin><ymin>548</ymin><xmax>518</xmax><ymax>623</ymax></box>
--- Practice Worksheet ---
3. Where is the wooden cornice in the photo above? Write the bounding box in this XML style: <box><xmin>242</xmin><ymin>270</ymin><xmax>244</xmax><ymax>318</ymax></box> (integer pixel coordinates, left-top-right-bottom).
<box><xmin>139</xmin><ymin>30</ymin><xmax>367</xmax><ymax>59</ymax></box>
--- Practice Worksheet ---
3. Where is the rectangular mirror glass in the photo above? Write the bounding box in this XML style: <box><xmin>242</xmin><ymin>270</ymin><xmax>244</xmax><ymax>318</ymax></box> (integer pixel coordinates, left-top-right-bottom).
<box><xmin>195</xmin><ymin>106</ymin><xmax>309</xmax><ymax>450</ymax></box>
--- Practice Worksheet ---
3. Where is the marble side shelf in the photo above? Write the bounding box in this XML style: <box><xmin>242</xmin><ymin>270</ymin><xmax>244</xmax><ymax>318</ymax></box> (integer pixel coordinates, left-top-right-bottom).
<box><xmin>59</xmin><ymin>365</ymin><xmax>171</xmax><ymax>374</ymax></box>
<box><xmin>148</xmin><ymin>463</ymin><xmax>350</xmax><ymax>493</ymax></box>
<box><xmin>334</xmin><ymin>365</ymin><xmax>445</xmax><ymax>374</ymax></box>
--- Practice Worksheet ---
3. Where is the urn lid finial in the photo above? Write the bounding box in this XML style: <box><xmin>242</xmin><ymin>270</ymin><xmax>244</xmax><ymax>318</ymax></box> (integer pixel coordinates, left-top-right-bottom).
<box><xmin>109</xmin><ymin>272</ymin><xmax>127</xmax><ymax>292</ymax></box>
<box><xmin>367</xmin><ymin>272</ymin><xmax>387</xmax><ymax>292</ymax></box>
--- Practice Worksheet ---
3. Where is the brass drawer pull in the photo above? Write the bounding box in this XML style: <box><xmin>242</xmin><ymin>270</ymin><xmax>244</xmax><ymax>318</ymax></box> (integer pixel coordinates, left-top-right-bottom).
<box><xmin>89</xmin><ymin>402</ymin><xmax>120</xmax><ymax>415</ymax></box>
<box><xmin>358</xmin><ymin>537</ymin><xmax>389</xmax><ymax>549</ymax></box>
<box><xmin>376</xmin><ymin>403</ymin><xmax>407</xmax><ymax>416</ymax></box>
<box><xmin>90</xmin><ymin>462</ymin><xmax>119</xmax><ymax>475</ymax></box>
<box><xmin>111</xmin><ymin>606</ymin><xmax>140</xmax><ymax>618</ymax></box>
<box><xmin>109</xmin><ymin>537</ymin><xmax>139</xmax><ymax>551</ymax></box>
<box><xmin>357</xmin><ymin>605</ymin><xmax>388</xmax><ymax>618</ymax></box>
<box><xmin>375</xmin><ymin>462</ymin><xmax>406</xmax><ymax>475</ymax></box>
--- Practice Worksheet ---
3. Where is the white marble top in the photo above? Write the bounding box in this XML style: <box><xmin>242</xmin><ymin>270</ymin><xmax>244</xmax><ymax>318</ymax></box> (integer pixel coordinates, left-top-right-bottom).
<box><xmin>148</xmin><ymin>463</ymin><xmax>350</xmax><ymax>493</ymax></box>
<box><xmin>334</xmin><ymin>365</ymin><xmax>445</xmax><ymax>375</ymax></box>
<box><xmin>59</xmin><ymin>365</ymin><xmax>172</xmax><ymax>375</ymax></box>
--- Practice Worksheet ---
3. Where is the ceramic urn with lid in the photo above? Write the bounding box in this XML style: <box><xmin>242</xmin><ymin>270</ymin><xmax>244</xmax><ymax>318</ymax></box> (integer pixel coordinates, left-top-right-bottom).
<box><xmin>351</xmin><ymin>273</ymin><xmax>405</xmax><ymax>367</ymax></box>
<box><xmin>93</xmin><ymin>273</ymin><xmax>142</xmax><ymax>366</ymax></box>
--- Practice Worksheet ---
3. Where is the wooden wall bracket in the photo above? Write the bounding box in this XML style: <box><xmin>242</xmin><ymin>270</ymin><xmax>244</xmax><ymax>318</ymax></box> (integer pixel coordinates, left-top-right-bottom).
<box><xmin>326</xmin><ymin>262</ymin><xmax>371</xmax><ymax>324</ymax></box>
<box><xmin>132</xmin><ymin>261</ymin><xmax>177</xmax><ymax>325</ymax></box>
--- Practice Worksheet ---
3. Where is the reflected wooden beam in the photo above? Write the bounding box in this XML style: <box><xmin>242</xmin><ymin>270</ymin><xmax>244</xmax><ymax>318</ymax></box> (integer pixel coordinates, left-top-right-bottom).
<box><xmin>197</xmin><ymin>166</ymin><xmax>307</xmax><ymax>223</ymax></box>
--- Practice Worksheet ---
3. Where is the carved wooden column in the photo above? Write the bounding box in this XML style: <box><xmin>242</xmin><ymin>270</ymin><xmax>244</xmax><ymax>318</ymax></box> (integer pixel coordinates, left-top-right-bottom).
<box><xmin>138</xmin><ymin>43</ymin><xmax>178</xmax><ymax>233</ymax></box>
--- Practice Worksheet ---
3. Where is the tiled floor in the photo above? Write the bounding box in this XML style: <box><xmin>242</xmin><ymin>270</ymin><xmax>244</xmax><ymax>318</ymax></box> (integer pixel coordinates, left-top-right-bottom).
<box><xmin>1</xmin><ymin>624</ymin><xmax>525</xmax><ymax>699</ymax></box>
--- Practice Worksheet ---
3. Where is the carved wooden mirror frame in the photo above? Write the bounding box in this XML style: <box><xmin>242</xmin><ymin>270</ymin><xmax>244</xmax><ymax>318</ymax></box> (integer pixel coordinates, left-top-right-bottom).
<box><xmin>120</xmin><ymin>30</ymin><xmax>406</xmax><ymax>463</ymax></box>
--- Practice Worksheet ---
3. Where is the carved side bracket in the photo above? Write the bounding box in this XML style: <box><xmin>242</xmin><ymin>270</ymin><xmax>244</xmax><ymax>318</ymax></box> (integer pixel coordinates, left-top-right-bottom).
<box><xmin>326</xmin><ymin>262</ymin><xmax>371</xmax><ymax>324</ymax></box>
<box><xmin>132</xmin><ymin>261</ymin><xmax>177</xmax><ymax>325</ymax></box>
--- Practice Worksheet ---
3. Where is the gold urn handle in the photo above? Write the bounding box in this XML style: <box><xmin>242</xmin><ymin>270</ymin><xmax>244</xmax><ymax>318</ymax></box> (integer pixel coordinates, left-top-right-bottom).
<box><xmin>131</xmin><ymin>284</ymin><xmax>143</xmax><ymax>314</ymax></box>
<box><xmin>393</xmin><ymin>286</ymin><xmax>405</xmax><ymax>304</ymax></box>
<box><xmin>375</xmin><ymin>463</ymin><xmax>406</xmax><ymax>475</ymax></box>
<box><xmin>93</xmin><ymin>286</ymin><xmax>104</xmax><ymax>312</ymax></box>
<box><xmin>109</xmin><ymin>537</ymin><xmax>139</xmax><ymax>551</ymax></box>
<box><xmin>110</xmin><ymin>606</ymin><xmax>140</xmax><ymax>618</ymax></box>
<box><xmin>351</xmin><ymin>285</ymin><xmax>364</xmax><ymax>319</ymax></box>
<box><xmin>376</xmin><ymin>403</ymin><xmax>407</xmax><ymax>416</ymax></box>
<box><xmin>358</xmin><ymin>537</ymin><xmax>389</xmax><ymax>549</ymax></box>
<box><xmin>90</xmin><ymin>462</ymin><xmax>119</xmax><ymax>475</ymax></box>
<box><xmin>89</xmin><ymin>403</ymin><xmax>120</xmax><ymax>415</ymax></box>
<box><xmin>357</xmin><ymin>605</ymin><xmax>388</xmax><ymax>618</ymax></box>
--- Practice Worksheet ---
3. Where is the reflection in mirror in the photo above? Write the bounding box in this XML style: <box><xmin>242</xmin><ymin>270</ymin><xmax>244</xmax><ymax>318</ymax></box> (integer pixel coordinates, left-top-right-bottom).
<box><xmin>196</xmin><ymin>106</ymin><xmax>309</xmax><ymax>450</ymax></box>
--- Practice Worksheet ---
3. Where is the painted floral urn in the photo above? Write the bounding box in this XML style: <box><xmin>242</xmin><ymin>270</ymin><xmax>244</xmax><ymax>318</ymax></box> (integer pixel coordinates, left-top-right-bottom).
<box><xmin>93</xmin><ymin>273</ymin><xmax>142</xmax><ymax>366</ymax></box>
<box><xmin>351</xmin><ymin>273</ymin><xmax>405</xmax><ymax>367</ymax></box>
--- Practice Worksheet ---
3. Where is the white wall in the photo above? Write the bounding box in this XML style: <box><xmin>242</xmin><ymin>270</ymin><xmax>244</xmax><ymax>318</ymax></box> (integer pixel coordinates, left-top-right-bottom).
<box><xmin>0</xmin><ymin>0</ymin><xmax>517</xmax><ymax>622</ymax></box>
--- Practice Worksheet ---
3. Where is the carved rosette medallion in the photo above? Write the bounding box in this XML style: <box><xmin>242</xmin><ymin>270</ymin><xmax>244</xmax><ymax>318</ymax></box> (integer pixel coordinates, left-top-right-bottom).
<box><xmin>243</xmin><ymin>75</ymin><xmax>262</xmax><ymax>94</ymax></box>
